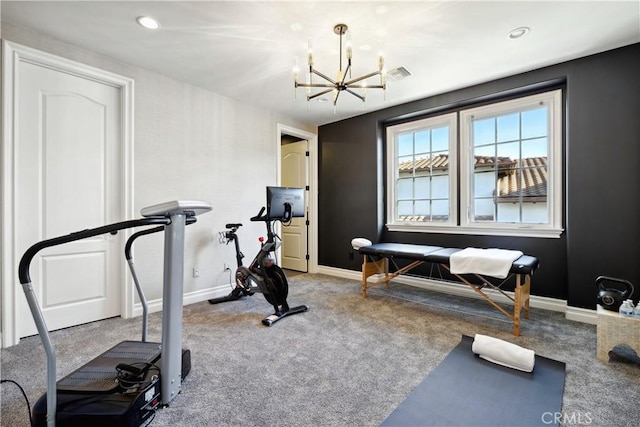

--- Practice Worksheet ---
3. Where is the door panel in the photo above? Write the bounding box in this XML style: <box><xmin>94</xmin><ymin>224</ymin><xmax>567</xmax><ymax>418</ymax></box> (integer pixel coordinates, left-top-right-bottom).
<box><xmin>16</xmin><ymin>60</ymin><xmax>122</xmax><ymax>338</ymax></box>
<box><xmin>281</xmin><ymin>141</ymin><xmax>308</xmax><ymax>272</ymax></box>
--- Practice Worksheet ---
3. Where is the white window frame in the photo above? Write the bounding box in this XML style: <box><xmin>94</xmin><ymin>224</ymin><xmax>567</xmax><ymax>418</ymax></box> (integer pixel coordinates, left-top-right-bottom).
<box><xmin>386</xmin><ymin>113</ymin><xmax>458</xmax><ymax>231</ymax></box>
<box><xmin>459</xmin><ymin>90</ymin><xmax>563</xmax><ymax>238</ymax></box>
<box><xmin>385</xmin><ymin>89</ymin><xmax>564</xmax><ymax>238</ymax></box>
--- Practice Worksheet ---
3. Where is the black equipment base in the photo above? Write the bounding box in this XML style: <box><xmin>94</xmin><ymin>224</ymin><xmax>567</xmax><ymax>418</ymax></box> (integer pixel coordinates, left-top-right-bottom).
<box><xmin>262</xmin><ymin>304</ymin><xmax>309</xmax><ymax>326</ymax></box>
<box><xmin>33</xmin><ymin>342</ymin><xmax>192</xmax><ymax>427</ymax></box>
<box><xmin>208</xmin><ymin>286</ymin><xmax>254</xmax><ymax>305</ymax></box>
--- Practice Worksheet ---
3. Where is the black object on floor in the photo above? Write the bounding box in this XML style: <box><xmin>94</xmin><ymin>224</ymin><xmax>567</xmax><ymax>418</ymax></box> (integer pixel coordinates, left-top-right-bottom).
<box><xmin>381</xmin><ymin>335</ymin><xmax>566</xmax><ymax>426</ymax></box>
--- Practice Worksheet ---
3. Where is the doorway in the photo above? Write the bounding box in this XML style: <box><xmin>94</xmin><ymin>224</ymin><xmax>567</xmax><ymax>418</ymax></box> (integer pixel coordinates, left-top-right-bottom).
<box><xmin>277</xmin><ymin>124</ymin><xmax>317</xmax><ymax>275</ymax></box>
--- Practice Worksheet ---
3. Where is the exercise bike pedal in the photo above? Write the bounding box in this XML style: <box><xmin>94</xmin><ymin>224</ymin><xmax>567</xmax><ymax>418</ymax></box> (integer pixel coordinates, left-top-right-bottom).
<box><xmin>261</xmin><ymin>304</ymin><xmax>309</xmax><ymax>327</ymax></box>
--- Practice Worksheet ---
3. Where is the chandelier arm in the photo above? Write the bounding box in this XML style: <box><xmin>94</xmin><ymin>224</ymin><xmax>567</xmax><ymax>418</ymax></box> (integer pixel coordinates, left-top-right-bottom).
<box><xmin>340</xmin><ymin>63</ymin><xmax>352</xmax><ymax>85</ymax></box>
<box><xmin>333</xmin><ymin>90</ymin><xmax>342</xmax><ymax>106</ymax></box>
<box><xmin>346</xmin><ymin>84</ymin><xmax>386</xmax><ymax>89</ymax></box>
<box><xmin>307</xmin><ymin>88</ymin><xmax>335</xmax><ymax>100</ymax></box>
<box><xmin>311</xmin><ymin>69</ymin><xmax>338</xmax><ymax>84</ymax></box>
<box><xmin>344</xmin><ymin>88</ymin><xmax>365</xmax><ymax>102</ymax></box>
<box><xmin>297</xmin><ymin>83</ymin><xmax>338</xmax><ymax>89</ymax></box>
<box><xmin>343</xmin><ymin>71</ymin><xmax>381</xmax><ymax>86</ymax></box>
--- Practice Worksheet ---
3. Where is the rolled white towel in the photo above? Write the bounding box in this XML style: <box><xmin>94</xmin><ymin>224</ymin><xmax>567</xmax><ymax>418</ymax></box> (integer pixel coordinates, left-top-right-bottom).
<box><xmin>472</xmin><ymin>334</ymin><xmax>535</xmax><ymax>373</ymax></box>
<box><xmin>351</xmin><ymin>238</ymin><xmax>372</xmax><ymax>250</ymax></box>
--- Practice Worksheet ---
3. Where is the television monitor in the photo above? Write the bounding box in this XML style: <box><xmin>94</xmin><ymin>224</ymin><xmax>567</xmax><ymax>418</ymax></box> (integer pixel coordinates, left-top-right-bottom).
<box><xmin>266</xmin><ymin>186</ymin><xmax>305</xmax><ymax>221</ymax></box>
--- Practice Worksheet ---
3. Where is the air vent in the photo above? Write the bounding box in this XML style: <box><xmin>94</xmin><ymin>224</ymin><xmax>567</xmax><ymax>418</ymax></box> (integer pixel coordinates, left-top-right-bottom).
<box><xmin>387</xmin><ymin>66</ymin><xmax>412</xmax><ymax>81</ymax></box>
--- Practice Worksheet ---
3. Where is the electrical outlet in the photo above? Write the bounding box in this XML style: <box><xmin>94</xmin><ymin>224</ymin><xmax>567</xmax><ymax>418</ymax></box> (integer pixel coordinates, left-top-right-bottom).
<box><xmin>192</xmin><ymin>267</ymin><xmax>200</xmax><ymax>278</ymax></box>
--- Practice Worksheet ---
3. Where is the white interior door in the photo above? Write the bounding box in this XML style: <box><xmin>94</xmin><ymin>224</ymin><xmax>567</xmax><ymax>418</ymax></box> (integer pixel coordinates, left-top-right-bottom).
<box><xmin>281</xmin><ymin>141</ymin><xmax>308</xmax><ymax>272</ymax></box>
<box><xmin>15</xmin><ymin>59</ymin><xmax>123</xmax><ymax>338</ymax></box>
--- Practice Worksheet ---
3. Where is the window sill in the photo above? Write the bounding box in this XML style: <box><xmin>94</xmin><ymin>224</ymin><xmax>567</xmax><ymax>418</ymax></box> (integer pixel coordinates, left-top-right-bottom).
<box><xmin>386</xmin><ymin>223</ymin><xmax>564</xmax><ymax>239</ymax></box>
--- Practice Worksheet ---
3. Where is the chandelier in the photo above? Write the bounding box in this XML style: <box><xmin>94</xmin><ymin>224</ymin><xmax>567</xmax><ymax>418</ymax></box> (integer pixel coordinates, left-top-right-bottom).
<box><xmin>293</xmin><ymin>23</ymin><xmax>386</xmax><ymax>108</ymax></box>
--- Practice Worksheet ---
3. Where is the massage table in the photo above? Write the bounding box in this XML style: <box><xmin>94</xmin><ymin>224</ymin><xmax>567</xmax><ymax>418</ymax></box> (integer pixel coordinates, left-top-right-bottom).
<box><xmin>352</xmin><ymin>241</ymin><xmax>539</xmax><ymax>336</ymax></box>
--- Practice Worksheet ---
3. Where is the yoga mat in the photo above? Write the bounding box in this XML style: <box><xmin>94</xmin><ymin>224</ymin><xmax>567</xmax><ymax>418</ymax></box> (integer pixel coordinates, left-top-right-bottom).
<box><xmin>382</xmin><ymin>335</ymin><xmax>566</xmax><ymax>426</ymax></box>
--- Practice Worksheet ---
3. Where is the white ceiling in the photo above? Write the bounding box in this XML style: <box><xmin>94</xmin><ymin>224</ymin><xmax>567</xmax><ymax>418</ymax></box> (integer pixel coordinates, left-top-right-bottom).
<box><xmin>2</xmin><ymin>1</ymin><xmax>639</xmax><ymax>127</ymax></box>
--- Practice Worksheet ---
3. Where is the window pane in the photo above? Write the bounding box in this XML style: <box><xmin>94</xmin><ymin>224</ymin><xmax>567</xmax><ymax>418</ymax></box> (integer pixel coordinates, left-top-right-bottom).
<box><xmin>398</xmin><ymin>133</ymin><xmax>414</xmax><ymax>157</ymax></box>
<box><xmin>431</xmin><ymin>174</ymin><xmax>448</xmax><ymax>199</ymax></box>
<box><xmin>497</xmin><ymin>141</ymin><xmax>519</xmax><ymax>160</ymax></box>
<box><xmin>522</xmin><ymin>202</ymin><xmax>548</xmax><ymax>223</ymax></box>
<box><xmin>415</xmin><ymin>177</ymin><xmax>430</xmax><ymax>199</ymax></box>
<box><xmin>398</xmin><ymin>200</ymin><xmax>412</xmax><ymax>217</ymax></box>
<box><xmin>474</xmin><ymin>145</ymin><xmax>494</xmax><ymax>158</ymax></box>
<box><xmin>432</xmin><ymin>126</ymin><xmax>449</xmax><ymax>152</ymax></box>
<box><xmin>415</xmin><ymin>130</ymin><xmax>429</xmax><ymax>154</ymax></box>
<box><xmin>474</xmin><ymin>171</ymin><xmax>495</xmax><ymax>198</ymax></box>
<box><xmin>522</xmin><ymin>107</ymin><xmax>547</xmax><ymax>139</ymax></box>
<box><xmin>397</xmin><ymin>178</ymin><xmax>413</xmax><ymax>200</ymax></box>
<box><xmin>473</xmin><ymin>118</ymin><xmax>495</xmax><ymax>145</ymax></box>
<box><xmin>432</xmin><ymin>199</ymin><xmax>449</xmax><ymax>221</ymax></box>
<box><xmin>397</xmin><ymin>155</ymin><xmax>414</xmax><ymax>175</ymax></box>
<box><xmin>497</xmin><ymin>113</ymin><xmax>519</xmax><ymax>143</ymax></box>
<box><xmin>415</xmin><ymin>200</ymin><xmax>429</xmax><ymax>217</ymax></box>
<box><xmin>522</xmin><ymin>137</ymin><xmax>547</xmax><ymax>158</ymax></box>
<box><xmin>474</xmin><ymin>198</ymin><xmax>495</xmax><ymax>221</ymax></box>
<box><xmin>497</xmin><ymin>203</ymin><xmax>519</xmax><ymax>223</ymax></box>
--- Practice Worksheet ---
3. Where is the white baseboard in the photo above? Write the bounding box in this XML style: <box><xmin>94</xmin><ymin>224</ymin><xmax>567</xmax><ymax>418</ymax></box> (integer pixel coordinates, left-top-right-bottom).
<box><xmin>132</xmin><ymin>284</ymin><xmax>232</xmax><ymax>317</ymax></box>
<box><xmin>316</xmin><ymin>265</ymin><xmax>594</xmax><ymax>323</ymax></box>
<box><xmin>566</xmin><ymin>305</ymin><xmax>598</xmax><ymax>325</ymax></box>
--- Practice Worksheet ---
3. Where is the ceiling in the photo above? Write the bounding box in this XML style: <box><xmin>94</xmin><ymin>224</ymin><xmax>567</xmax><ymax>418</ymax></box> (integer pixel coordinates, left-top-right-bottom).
<box><xmin>2</xmin><ymin>1</ymin><xmax>639</xmax><ymax>127</ymax></box>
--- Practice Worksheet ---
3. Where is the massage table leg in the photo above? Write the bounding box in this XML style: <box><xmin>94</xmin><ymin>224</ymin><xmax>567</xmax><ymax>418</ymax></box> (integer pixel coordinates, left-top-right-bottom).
<box><xmin>513</xmin><ymin>274</ymin><xmax>531</xmax><ymax>336</ymax></box>
<box><xmin>361</xmin><ymin>257</ymin><xmax>425</xmax><ymax>299</ymax></box>
<box><xmin>361</xmin><ymin>257</ymin><xmax>389</xmax><ymax>298</ymax></box>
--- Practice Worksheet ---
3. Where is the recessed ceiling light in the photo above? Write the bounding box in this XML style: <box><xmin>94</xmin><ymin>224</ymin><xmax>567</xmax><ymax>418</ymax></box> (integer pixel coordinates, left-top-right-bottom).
<box><xmin>137</xmin><ymin>16</ymin><xmax>160</xmax><ymax>30</ymax></box>
<box><xmin>317</xmin><ymin>97</ymin><xmax>329</xmax><ymax>103</ymax></box>
<box><xmin>508</xmin><ymin>27</ymin><xmax>530</xmax><ymax>39</ymax></box>
<box><xmin>291</xmin><ymin>23</ymin><xmax>303</xmax><ymax>32</ymax></box>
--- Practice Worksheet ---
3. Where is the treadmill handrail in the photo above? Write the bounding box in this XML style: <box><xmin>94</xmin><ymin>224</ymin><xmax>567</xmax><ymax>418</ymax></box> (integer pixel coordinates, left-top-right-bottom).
<box><xmin>124</xmin><ymin>216</ymin><xmax>196</xmax><ymax>261</ymax></box>
<box><xmin>124</xmin><ymin>215</ymin><xmax>197</xmax><ymax>342</ymax></box>
<box><xmin>18</xmin><ymin>217</ymin><xmax>170</xmax><ymax>284</ymax></box>
<box><xmin>19</xmin><ymin>216</ymin><xmax>169</xmax><ymax>427</ymax></box>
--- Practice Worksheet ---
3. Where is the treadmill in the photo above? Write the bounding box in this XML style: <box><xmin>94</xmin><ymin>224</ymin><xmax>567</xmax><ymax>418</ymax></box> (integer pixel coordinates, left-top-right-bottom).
<box><xmin>20</xmin><ymin>201</ymin><xmax>212</xmax><ymax>426</ymax></box>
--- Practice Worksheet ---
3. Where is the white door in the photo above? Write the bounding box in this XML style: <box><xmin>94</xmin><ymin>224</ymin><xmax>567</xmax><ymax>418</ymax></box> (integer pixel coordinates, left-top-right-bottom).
<box><xmin>281</xmin><ymin>141</ymin><xmax>308</xmax><ymax>272</ymax></box>
<box><xmin>15</xmin><ymin>60</ymin><xmax>123</xmax><ymax>338</ymax></box>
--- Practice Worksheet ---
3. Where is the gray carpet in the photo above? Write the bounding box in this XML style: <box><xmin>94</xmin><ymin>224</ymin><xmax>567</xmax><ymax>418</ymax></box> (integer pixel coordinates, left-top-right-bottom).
<box><xmin>2</xmin><ymin>274</ymin><xmax>640</xmax><ymax>426</ymax></box>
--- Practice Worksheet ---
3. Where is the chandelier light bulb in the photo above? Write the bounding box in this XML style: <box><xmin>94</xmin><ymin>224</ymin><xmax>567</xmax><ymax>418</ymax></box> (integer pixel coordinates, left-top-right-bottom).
<box><xmin>293</xmin><ymin>59</ymin><xmax>300</xmax><ymax>81</ymax></box>
<box><xmin>307</xmin><ymin>41</ymin><xmax>314</xmax><ymax>67</ymax></box>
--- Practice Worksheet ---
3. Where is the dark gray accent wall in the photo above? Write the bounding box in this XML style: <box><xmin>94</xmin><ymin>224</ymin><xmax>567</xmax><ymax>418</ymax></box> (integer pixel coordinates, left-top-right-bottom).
<box><xmin>318</xmin><ymin>43</ymin><xmax>640</xmax><ymax>309</ymax></box>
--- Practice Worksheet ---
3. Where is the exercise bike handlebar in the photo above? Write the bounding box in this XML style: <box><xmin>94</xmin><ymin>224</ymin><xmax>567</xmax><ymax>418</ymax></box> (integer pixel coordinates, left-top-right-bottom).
<box><xmin>250</xmin><ymin>206</ymin><xmax>267</xmax><ymax>222</ymax></box>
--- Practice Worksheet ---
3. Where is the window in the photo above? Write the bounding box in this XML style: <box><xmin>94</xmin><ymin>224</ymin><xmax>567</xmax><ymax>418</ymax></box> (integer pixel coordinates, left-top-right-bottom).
<box><xmin>386</xmin><ymin>113</ymin><xmax>457</xmax><ymax>227</ymax></box>
<box><xmin>386</xmin><ymin>89</ymin><xmax>563</xmax><ymax>238</ymax></box>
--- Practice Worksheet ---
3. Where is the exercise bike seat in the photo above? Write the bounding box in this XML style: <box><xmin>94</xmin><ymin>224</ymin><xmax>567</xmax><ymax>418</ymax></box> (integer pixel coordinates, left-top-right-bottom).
<box><xmin>225</xmin><ymin>223</ymin><xmax>242</xmax><ymax>229</ymax></box>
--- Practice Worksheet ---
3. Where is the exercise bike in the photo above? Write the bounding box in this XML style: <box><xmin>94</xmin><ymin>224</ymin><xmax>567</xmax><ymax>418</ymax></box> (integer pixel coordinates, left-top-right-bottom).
<box><xmin>209</xmin><ymin>186</ymin><xmax>309</xmax><ymax>326</ymax></box>
<box><xmin>206</xmin><ymin>223</ymin><xmax>257</xmax><ymax>304</ymax></box>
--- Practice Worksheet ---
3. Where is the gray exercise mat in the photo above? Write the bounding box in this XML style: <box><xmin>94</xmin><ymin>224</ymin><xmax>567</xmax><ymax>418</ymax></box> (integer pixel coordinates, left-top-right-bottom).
<box><xmin>381</xmin><ymin>335</ymin><xmax>566</xmax><ymax>426</ymax></box>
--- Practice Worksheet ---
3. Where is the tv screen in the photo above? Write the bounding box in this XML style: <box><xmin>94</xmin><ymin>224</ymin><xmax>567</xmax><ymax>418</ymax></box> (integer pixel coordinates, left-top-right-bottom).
<box><xmin>266</xmin><ymin>186</ymin><xmax>304</xmax><ymax>221</ymax></box>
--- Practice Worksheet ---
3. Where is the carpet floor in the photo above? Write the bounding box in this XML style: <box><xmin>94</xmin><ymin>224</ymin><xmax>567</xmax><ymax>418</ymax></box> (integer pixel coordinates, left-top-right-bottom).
<box><xmin>2</xmin><ymin>273</ymin><xmax>639</xmax><ymax>426</ymax></box>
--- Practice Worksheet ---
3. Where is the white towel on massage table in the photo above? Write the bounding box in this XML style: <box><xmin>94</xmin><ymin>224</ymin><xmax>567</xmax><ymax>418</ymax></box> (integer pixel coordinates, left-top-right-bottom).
<box><xmin>449</xmin><ymin>247</ymin><xmax>523</xmax><ymax>279</ymax></box>
<box><xmin>472</xmin><ymin>334</ymin><xmax>535</xmax><ymax>372</ymax></box>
